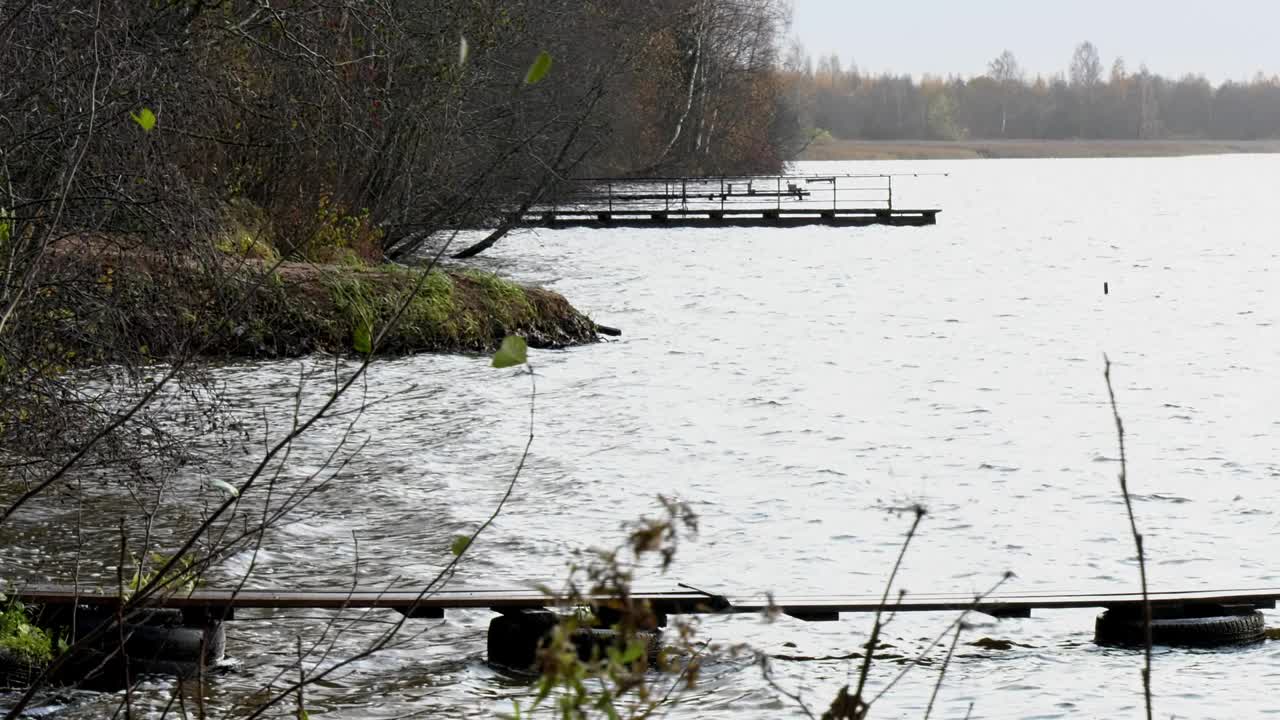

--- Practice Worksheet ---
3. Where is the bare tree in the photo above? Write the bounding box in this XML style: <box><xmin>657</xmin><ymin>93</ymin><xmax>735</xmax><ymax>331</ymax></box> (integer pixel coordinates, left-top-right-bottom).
<box><xmin>987</xmin><ymin>50</ymin><xmax>1023</xmax><ymax>135</ymax></box>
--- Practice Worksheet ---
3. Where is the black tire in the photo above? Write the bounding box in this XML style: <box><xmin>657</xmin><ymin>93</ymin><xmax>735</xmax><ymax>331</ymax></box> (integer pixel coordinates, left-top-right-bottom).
<box><xmin>1095</xmin><ymin>609</ymin><xmax>1266</xmax><ymax>647</ymax></box>
<box><xmin>0</xmin><ymin>647</ymin><xmax>46</xmax><ymax>690</ymax></box>
<box><xmin>46</xmin><ymin>607</ymin><xmax>226</xmax><ymax>688</ymax></box>
<box><xmin>487</xmin><ymin>610</ymin><xmax>660</xmax><ymax>672</ymax></box>
<box><xmin>63</xmin><ymin>607</ymin><xmax>223</xmax><ymax>663</ymax></box>
<box><xmin>567</xmin><ymin>626</ymin><xmax>661</xmax><ymax>666</ymax></box>
<box><xmin>487</xmin><ymin>610</ymin><xmax>560</xmax><ymax>671</ymax></box>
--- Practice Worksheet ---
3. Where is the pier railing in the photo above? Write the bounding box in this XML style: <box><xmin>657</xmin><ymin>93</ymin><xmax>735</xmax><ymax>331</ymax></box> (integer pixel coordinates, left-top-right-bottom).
<box><xmin>498</xmin><ymin>172</ymin><xmax>942</xmax><ymax>228</ymax></box>
<box><xmin>551</xmin><ymin>173</ymin><xmax>902</xmax><ymax>215</ymax></box>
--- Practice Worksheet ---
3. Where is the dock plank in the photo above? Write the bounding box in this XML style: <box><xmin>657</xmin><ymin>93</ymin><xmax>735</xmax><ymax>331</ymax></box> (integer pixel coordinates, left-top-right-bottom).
<box><xmin>12</xmin><ymin>585</ymin><xmax>1279</xmax><ymax>620</ymax></box>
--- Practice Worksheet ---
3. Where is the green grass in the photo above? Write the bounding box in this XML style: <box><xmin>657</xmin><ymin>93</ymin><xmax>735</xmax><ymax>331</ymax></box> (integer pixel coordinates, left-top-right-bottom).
<box><xmin>0</xmin><ymin>602</ymin><xmax>53</xmax><ymax>665</ymax></box>
<box><xmin>213</xmin><ymin>229</ymin><xmax>280</xmax><ymax>263</ymax></box>
<box><xmin>326</xmin><ymin>269</ymin><xmax>467</xmax><ymax>351</ymax></box>
<box><xmin>460</xmin><ymin>269</ymin><xmax>535</xmax><ymax>325</ymax></box>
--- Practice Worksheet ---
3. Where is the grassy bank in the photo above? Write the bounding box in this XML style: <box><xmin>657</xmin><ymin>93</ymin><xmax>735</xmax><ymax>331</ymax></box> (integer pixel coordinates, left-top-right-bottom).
<box><xmin>36</xmin><ymin>238</ymin><xmax>598</xmax><ymax>366</ymax></box>
<box><xmin>799</xmin><ymin>138</ymin><xmax>1280</xmax><ymax>161</ymax></box>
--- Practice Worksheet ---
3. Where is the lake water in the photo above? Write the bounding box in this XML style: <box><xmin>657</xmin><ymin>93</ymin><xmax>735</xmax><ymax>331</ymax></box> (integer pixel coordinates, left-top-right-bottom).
<box><xmin>6</xmin><ymin>155</ymin><xmax>1280</xmax><ymax>718</ymax></box>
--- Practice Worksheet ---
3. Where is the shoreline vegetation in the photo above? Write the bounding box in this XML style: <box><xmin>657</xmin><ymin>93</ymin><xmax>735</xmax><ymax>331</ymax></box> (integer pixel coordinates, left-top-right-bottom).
<box><xmin>41</xmin><ymin>236</ymin><xmax>598</xmax><ymax>365</ymax></box>
<box><xmin>800</xmin><ymin>138</ymin><xmax>1280</xmax><ymax>161</ymax></box>
<box><xmin>3</xmin><ymin>0</ymin><xmax>795</xmax><ymax>375</ymax></box>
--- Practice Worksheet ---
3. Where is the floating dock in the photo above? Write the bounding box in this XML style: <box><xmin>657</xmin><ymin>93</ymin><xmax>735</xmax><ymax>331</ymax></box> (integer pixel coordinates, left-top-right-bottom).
<box><xmin>8</xmin><ymin>584</ymin><xmax>1272</xmax><ymax>682</ymax></box>
<box><xmin>519</xmin><ymin>174</ymin><xmax>941</xmax><ymax>229</ymax></box>
<box><xmin>14</xmin><ymin>584</ymin><xmax>1278</xmax><ymax>621</ymax></box>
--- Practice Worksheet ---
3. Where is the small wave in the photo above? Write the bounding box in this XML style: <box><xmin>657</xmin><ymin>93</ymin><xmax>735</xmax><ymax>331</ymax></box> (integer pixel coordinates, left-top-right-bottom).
<box><xmin>979</xmin><ymin>463</ymin><xmax>1019</xmax><ymax>473</ymax></box>
<box><xmin>1131</xmin><ymin>493</ymin><xmax>1191</xmax><ymax>504</ymax></box>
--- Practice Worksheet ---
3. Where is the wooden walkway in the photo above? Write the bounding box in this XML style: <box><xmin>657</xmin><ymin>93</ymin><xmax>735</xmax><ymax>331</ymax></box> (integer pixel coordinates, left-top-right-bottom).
<box><xmin>519</xmin><ymin>173</ymin><xmax>942</xmax><ymax>230</ymax></box>
<box><xmin>519</xmin><ymin>208</ymin><xmax>938</xmax><ymax>229</ymax></box>
<box><xmin>13</xmin><ymin>585</ymin><xmax>1279</xmax><ymax>622</ymax></box>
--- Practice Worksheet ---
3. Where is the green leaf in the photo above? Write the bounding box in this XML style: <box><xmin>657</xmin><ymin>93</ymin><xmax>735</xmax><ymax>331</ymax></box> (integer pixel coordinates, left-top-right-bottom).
<box><xmin>524</xmin><ymin>51</ymin><xmax>553</xmax><ymax>85</ymax></box>
<box><xmin>353</xmin><ymin>321</ymin><xmax>372</xmax><ymax>354</ymax></box>
<box><xmin>450</xmin><ymin>535</ymin><xmax>471</xmax><ymax>556</ymax></box>
<box><xmin>617</xmin><ymin>638</ymin><xmax>646</xmax><ymax>664</ymax></box>
<box><xmin>207</xmin><ymin>478</ymin><xmax>240</xmax><ymax>498</ymax></box>
<box><xmin>458</xmin><ymin>36</ymin><xmax>470</xmax><ymax>66</ymax></box>
<box><xmin>130</xmin><ymin>108</ymin><xmax>156</xmax><ymax>132</ymax></box>
<box><xmin>491</xmin><ymin>335</ymin><xmax>527</xmax><ymax>368</ymax></box>
<box><xmin>533</xmin><ymin>675</ymin><xmax>554</xmax><ymax>707</ymax></box>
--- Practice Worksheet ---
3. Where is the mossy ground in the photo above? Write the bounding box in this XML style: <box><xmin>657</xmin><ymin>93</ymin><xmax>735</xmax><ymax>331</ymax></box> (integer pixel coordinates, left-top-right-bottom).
<box><xmin>34</xmin><ymin>239</ymin><xmax>597</xmax><ymax>365</ymax></box>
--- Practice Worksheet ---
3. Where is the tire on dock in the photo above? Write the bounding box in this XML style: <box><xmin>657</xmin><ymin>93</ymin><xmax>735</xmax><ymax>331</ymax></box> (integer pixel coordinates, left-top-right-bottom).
<box><xmin>487</xmin><ymin>609</ymin><xmax>661</xmax><ymax>673</ymax></box>
<box><xmin>0</xmin><ymin>647</ymin><xmax>46</xmax><ymax>690</ymax></box>
<box><xmin>1094</xmin><ymin>606</ymin><xmax>1266</xmax><ymax>647</ymax></box>
<box><xmin>49</xmin><ymin>607</ymin><xmax>226</xmax><ymax>688</ymax></box>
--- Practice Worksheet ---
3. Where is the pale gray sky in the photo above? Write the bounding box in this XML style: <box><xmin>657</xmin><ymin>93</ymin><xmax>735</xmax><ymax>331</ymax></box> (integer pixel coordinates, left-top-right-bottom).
<box><xmin>789</xmin><ymin>0</ymin><xmax>1280</xmax><ymax>83</ymax></box>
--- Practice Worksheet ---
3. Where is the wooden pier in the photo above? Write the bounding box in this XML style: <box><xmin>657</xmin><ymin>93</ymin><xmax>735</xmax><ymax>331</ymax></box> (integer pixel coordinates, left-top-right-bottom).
<box><xmin>8</xmin><ymin>584</ymin><xmax>1272</xmax><ymax>679</ymax></box>
<box><xmin>521</xmin><ymin>173</ymin><xmax>941</xmax><ymax>229</ymax></box>
<box><xmin>13</xmin><ymin>584</ymin><xmax>1279</xmax><ymax>622</ymax></box>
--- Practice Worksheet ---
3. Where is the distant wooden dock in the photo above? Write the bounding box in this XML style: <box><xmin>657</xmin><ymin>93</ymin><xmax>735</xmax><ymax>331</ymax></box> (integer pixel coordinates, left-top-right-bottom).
<box><xmin>518</xmin><ymin>173</ymin><xmax>941</xmax><ymax>229</ymax></box>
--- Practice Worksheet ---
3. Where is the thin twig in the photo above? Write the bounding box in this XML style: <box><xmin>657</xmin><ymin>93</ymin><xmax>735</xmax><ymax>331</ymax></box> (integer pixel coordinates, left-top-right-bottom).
<box><xmin>1104</xmin><ymin>355</ymin><xmax>1153</xmax><ymax>720</ymax></box>
<box><xmin>868</xmin><ymin>572</ymin><xmax>1013</xmax><ymax>708</ymax></box>
<box><xmin>923</xmin><ymin>623</ymin><xmax>963</xmax><ymax>720</ymax></box>
<box><xmin>849</xmin><ymin>506</ymin><xmax>926</xmax><ymax>705</ymax></box>
<box><xmin>759</xmin><ymin>655</ymin><xmax>818</xmax><ymax>720</ymax></box>
<box><xmin>295</xmin><ymin>636</ymin><xmax>306</xmax><ymax>719</ymax></box>
<box><xmin>116</xmin><ymin>518</ymin><xmax>133</xmax><ymax>717</ymax></box>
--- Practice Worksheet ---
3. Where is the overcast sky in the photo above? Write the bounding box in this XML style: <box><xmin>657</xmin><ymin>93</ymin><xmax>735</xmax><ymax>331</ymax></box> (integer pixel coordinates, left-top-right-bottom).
<box><xmin>789</xmin><ymin>0</ymin><xmax>1280</xmax><ymax>83</ymax></box>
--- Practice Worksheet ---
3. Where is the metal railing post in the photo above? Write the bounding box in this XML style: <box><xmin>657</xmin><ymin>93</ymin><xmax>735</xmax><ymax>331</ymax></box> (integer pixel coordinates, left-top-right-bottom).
<box><xmin>887</xmin><ymin>175</ymin><xmax>893</xmax><ymax>210</ymax></box>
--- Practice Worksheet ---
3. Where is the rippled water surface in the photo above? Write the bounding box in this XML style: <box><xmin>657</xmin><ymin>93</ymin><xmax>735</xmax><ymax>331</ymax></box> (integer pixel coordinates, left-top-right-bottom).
<box><xmin>8</xmin><ymin>156</ymin><xmax>1280</xmax><ymax>718</ymax></box>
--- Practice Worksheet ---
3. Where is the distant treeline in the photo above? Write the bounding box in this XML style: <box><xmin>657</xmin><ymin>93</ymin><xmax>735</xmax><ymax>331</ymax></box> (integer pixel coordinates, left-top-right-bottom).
<box><xmin>782</xmin><ymin>43</ymin><xmax>1280</xmax><ymax>142</ymax></box>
